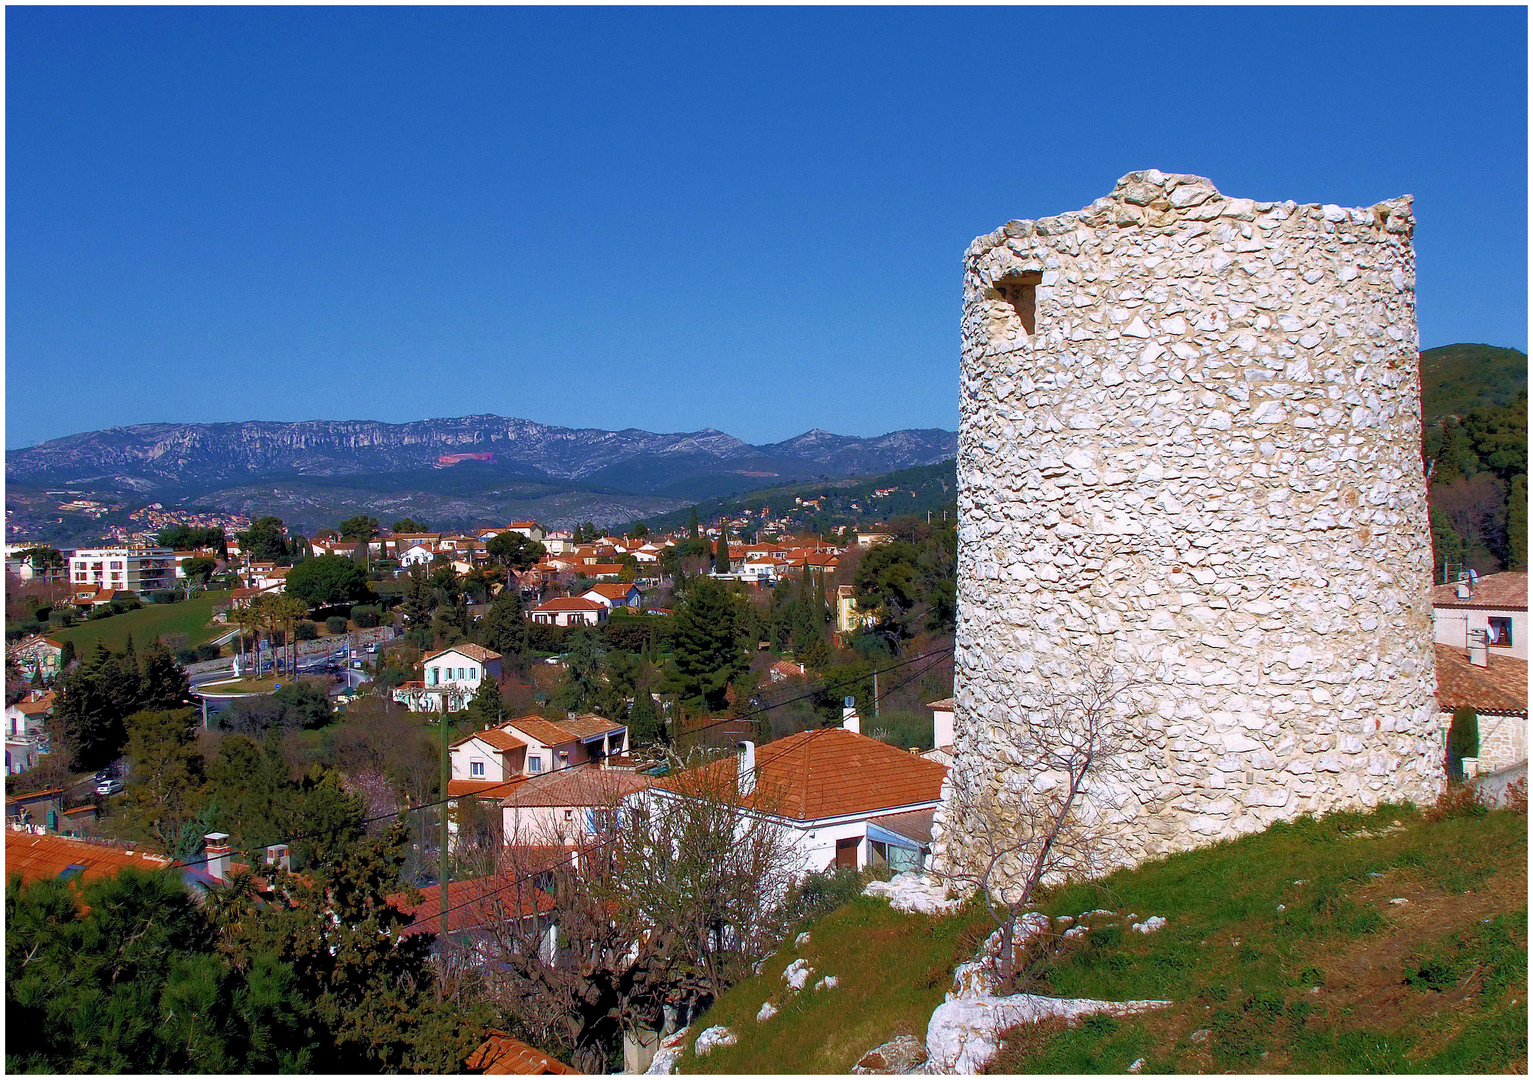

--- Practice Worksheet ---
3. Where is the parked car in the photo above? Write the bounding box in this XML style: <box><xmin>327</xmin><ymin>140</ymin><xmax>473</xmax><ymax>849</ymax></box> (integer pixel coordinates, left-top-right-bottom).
<box><xmin>95</xmin><ymin>777</ymin><xmax>125</xmax><ymax>796</ymax></box>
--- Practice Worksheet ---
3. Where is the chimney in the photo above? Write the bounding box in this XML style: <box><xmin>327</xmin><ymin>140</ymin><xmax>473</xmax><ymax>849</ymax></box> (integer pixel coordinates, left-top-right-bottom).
<box><xmin>203</xmin><ymin>832</ymin><xmax>232</xmax><ymax>881</ymax></box>
<box><xmin>736</xmin><ymin>740</ymin><xmax>756</xmax><ymax>797</ymax></box>
<box><xmin>841</xmin><ymin>696</ymin><xmax>859</xmax><ymax>734</ymax></box>
<box><xmin>265</xmin><ymin>843</ymin><xmax>291</xmax><ymax>872</ymax></box>
<box><xmin>1469</xmin><ymin>628</ymin><xmax>1490</xmax><ymax>668</ymax></box>
<box><xmin>933</xmin><ymin>704</ymin><xmax>955</xmax><ymax>750</ymax></box>
<box><xmin>1455</xmin><ymin>580</ymin><xmax>1471</xmax><ymax>599</ymax></box>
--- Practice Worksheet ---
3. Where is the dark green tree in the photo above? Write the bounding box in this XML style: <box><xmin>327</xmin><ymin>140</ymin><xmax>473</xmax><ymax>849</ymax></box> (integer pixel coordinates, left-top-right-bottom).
<box><xmin>238</xmin><ymin>517</ymin><xmax>289</xmax><ymax>563</ymax></box>
<box><xmin>391</xmin><ymin>518</ymin><xmax>428</xmax><ymax>534</ymax></box>
<box><xmin>207</xmin><ymin>822</ymin><xmax>485</xmax><ymax>1071</ymax></box>
<box><xmin>285</xmin><ymin>554</ymin><xmax>371</xmax><ymax>609</ymax></box>
<box><xmin>6</xmin><ymin>868</ymin><xmax>311</xmax><ymax>1072</ymax></box>
<box><xmin>206</xmin><ymin>733</ymin><xmax>298</xmax><ymax>859</ymax></box>
<box><xmin>466</xmin><ymin>677</ymin><xmax>508</xmax><ymax>728</ymax></box>
<box><xmin>486</xmin><ymin>531</ymin><xmax>546</xmax><ymax>571</ymax></box>
<box><xmin>714</xmin><ymin>534</ymin><xmax>731</xmax><ymax>575</ymax></box>
<box><xmin>120</xmin><ymin>708</ymin><xmax>208</xmax><ymax>858</ymax></box>
<box><xmin>338</xmin><ymin>516</ymin><xmax>381</xmax><ymax>568</ymax></box>
<box><xmin>182</xmin><ymin>555</ymin><xmax>218</xmax><ymax>587</ymax></box>
<box><xmin>481</xmin><ymin>589</ymin><xmax>529</xmax><ymax>659</ymax></box>
<box><xmin>556</xmin><ymin>631</ymin><xmax>607</xmax><ymax>713</ymax></box>
<box><xmin>627</xmin><ymin>681</ymin><xmax>663</xmax><ymax>746</ymax></box>
<box><xmin>139</xmin><ymin>641</ymin><xmax>192</xmax><ymax>710</ymax></box>
<box><xmin>666</xmin><ymin>578</ymin><xmax>748</xmax><ymax>710</ymax></box>
<box><xmin>688</xmin><ymin>506</ymin><xmax>700</xmax><ymax>540</ymax></box>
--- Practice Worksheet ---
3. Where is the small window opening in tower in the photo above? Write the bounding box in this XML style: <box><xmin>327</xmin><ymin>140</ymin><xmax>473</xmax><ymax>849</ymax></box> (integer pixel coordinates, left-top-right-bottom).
<box><xmin>990</xmin><ymin>270</ymin><xmax>1042</xmax><ymax>337</ymax></box>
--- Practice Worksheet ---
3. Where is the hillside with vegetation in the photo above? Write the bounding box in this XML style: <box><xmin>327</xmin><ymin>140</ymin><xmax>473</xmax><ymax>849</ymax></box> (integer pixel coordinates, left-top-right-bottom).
<box><xmin>1420</xmin><ymin>343</ymin><xmax>1527</xmax><ymax>422</ymax></box>
<box><xmin>679</xmin><ymin>800</ymin><xmax>1526</xmax><ymax>1074</ymax></box>
<box><xmin>1420</xmin><ymin>345</ymin><xmax>1527</xmax><ymax>578</ymax></box>
<box><xmin>636</xmin><ymin>460</ymin><xmax>958</xmax><ymax>538</ymax></box>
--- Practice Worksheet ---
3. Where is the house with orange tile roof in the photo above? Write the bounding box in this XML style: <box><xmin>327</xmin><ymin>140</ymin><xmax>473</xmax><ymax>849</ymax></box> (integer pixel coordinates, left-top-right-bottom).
<box><xmin>5</xmin><ymin>830</ymin><xmax>175</xmax><ymax>886</ymax></box>
<box><xmin>528</xmin><ymin>596</ymin><xmax>608</xmax><ymax>627</ymax></box>
<box><xmin>579</xmin><ymin>582</ymin><xmax>642</xmax><ymax>611</ymax></box>
<box><xmin>1432</xmin><ymin>571</ymin><xmax>1527</xmax><ymax>661</ymax></box>
<box><xmin>655</xmin><ymin>724</ymin><xmax>947</xmax><ymax>876</ymax></box>
<box><xmin>1434</xmin><ymin>643</ymin><xmax>1527</xmax><ymax>774</ymax></box>
<box><xmin>465</xmin><ymin>1030</ymin><xmax>579</xmax><ymax>1074</ymax></box>
<box><xmin>500</xmin><ymin>767</ymin><xmax>652</xmax><ymax>845</ymax></box>
<box><xmin>6</xmin><ymin>690</ymin><xmax>56</xmax><ymax>775</ymax></box>
<box><xmin>392</xmin><ymin>644</ymin><xmax>504</xmax><ymax>713</ymax></box>
<box><xmin>8</xmin><ymin>635</ymin><xmax>65</xmax><ymax>681</ymax></box>
<box><xmin>497</xmin><ymin>714</ymin><xmax>629</xmax><ymax>776</ymax></box>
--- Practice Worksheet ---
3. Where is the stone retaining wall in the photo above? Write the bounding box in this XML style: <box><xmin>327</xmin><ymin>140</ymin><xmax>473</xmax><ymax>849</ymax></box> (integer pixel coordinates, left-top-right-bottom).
<box><xmin>934</xmin><ymin>171</ymin><xmax>1443</xmax><ymax>887</ymax></box>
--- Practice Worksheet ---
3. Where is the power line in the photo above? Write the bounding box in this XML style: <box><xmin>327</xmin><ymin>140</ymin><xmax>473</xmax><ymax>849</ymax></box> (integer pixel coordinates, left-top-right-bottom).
<box><xmin>401</xmin><ymin>649</ymin><xmax>956</xmax><ymax>937</ymax></box>
<box><xmin>173</xmin><ymin>645</ymin><xmax>953</xmax><ymax>875</ymax></box>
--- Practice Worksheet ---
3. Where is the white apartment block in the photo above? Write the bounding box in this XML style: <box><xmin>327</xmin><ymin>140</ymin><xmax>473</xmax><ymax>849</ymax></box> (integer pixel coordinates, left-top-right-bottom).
<box><xmin>68</xmin><ymin>547</ymin><xmax>177</xmax><ymax>596</ymax></box>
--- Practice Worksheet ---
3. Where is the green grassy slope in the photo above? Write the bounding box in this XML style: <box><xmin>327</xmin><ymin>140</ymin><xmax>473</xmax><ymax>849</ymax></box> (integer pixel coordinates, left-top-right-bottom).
<box><xmin>53</xmin><ymin>590</ymin><xmax>232</xmax><ymax>655</ymax></box>
<box><xmin>1420</xmin><ymin>343</ymin><xmax>1527</xmax><ymax>421</ymax></box>
<box><xmin>681</xmin><ymin>803</ymin><xmax>1526</xmax><ymax>1075</ymax></box>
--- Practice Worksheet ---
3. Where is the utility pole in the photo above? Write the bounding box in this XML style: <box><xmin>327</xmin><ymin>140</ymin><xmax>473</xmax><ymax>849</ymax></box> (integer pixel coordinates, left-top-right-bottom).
<box><xmin>872</xmin><ymin>666</ymin><xmax>879</xmax><ymax>720</ymax></box>
<box><xmin>439</xmin><ymin>690</ymin><xmax>450</xmax><ymax>943</ymax></box>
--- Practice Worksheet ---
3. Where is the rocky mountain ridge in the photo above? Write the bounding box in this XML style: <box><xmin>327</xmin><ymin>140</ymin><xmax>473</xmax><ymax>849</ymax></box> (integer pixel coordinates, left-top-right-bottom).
<box><xmin>7</xmin><ymin>415</ymin><xmax>957</xmax><ymax>497</ymax></box>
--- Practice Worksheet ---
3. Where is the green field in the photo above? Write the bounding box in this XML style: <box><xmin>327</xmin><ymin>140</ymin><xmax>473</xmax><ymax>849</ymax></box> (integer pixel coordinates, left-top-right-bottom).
<box><xmin>54</xmin><ymin>590</ymin><xmax>233</xmax><ymax>655</ymax></box>
<box><xmin>683</xmin><ymin>801</ymin><xmax>1526</xmax><ymax>1074</ymax></box>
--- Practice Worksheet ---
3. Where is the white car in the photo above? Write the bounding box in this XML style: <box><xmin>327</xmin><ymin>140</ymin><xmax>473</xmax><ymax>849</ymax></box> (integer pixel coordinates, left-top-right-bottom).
<box><xmin>96</xmin><ymin>777</ymin><xmax>125</xmax><ymax>796</ymax></box>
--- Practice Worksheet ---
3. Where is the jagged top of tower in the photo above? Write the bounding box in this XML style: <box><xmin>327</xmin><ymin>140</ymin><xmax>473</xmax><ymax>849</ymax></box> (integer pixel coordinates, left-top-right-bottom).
<box><xmin>967</xmin><ymin>171</ymin><xmax>1413</xmax><ymax>258</ymax></box>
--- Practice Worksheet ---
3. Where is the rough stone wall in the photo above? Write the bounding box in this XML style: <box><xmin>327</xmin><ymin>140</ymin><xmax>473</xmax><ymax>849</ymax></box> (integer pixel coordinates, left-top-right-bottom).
<box><xmin>1461</xmin><ymin>712</ymin><xmax>1527</xmax><ymax>774</ymax></box>
<box><xmin>933</xmin><ymin>171</ymin><xmax>1443</xmax><ymax>885</ymax></box>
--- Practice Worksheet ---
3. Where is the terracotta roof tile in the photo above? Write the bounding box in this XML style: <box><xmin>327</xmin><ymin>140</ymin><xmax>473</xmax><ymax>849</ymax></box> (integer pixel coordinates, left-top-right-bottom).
<box><xmin>1431</xmin><ymin>571</ymin><xmax>1528</xmax><ymax>611</ymax></box>
<box><xmin>423</xmin><ymin>643</ymin><xmax>503</xmax><ymax>663</ymax></box>
<box><xmin>1434</xmin><ymin>644</ymin><xmax>1528</xmax><ymax>716</ymax></box>
<box><xmin>926</xmin><ymin>698</ymin><xmax>955</xmax><ymax>710</ymax></box>
<box><xmin>5</xmin><ymin>832</ymin><xmax>174</xmax><ymax>887</ymax></box>
<box><xmin>503</xmin><ymin>714</ymin><xmax>624</xmax><ymax>748</ymax></box>
<box><xmin>448</xmin><ymin>777</ymin><xmax>531</xmax><ymax>799</ymax></box>
<box><xmin>466</xmin><ymin>1030</ymin><xmax>579</xmax><ymax>1074</ymax></box>
<box><xmin>501</xmin><ymin>767</ymin><xmax>651</xmax><ymax>808</ymax></box>
<box><xmin>452</xmin><ymin>727</ymin><xmax>528</xmax><ymax>753</ymax></box>
<box><xmin>533</xmin><ymin>598</ymin><xmax>605</xmax><ymax>612</ymax></box>
<box><xmin>666</xmin><ymin>728</ymin><xmax>947</xmax><ymax>822</ymax></box>
<box><xmin>388</xmin><ymin>873</ymin><xmax>556</xmax><ymax>938</ymax></box>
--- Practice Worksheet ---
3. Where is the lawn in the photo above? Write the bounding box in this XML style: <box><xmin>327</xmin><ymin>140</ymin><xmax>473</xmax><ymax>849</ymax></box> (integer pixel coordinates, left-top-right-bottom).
<box><xmin>54</xmin><ymin>590</ymin><xmax>234</xmax><ymax>655</ymax></box>
<box><xmin>681</xmin><ymin>801</ymin><xmax>1527</xmax><ymax>1074</ymax></box>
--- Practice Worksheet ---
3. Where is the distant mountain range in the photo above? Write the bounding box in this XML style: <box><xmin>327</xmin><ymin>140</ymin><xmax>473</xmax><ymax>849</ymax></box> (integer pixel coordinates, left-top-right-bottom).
<box><xmin>5</xmin><ymin>416</ymin><xmax>958</xmax><ymax>539</ymax></box>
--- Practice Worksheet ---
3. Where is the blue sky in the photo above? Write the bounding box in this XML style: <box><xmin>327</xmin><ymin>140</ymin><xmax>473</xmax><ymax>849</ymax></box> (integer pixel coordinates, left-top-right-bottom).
<box><xmin>6</xmin><ymin>6</ymin><xmax>1526</xmax><ymax>450</ymax></box>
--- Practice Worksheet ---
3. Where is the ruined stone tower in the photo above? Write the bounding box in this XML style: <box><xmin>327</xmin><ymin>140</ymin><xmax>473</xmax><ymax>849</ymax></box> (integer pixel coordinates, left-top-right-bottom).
<box><xmin>933</xmin><ymin>172</ymin><xmax>1442</xmax><ymax>885</ymax></box>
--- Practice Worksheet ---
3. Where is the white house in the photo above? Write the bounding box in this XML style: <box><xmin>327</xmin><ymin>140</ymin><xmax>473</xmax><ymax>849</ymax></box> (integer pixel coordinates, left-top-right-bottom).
<box><xmin>580</xmin><ymin>583</ymin><xmax>643</xmax><ymax>611</ymax></box>
<box><xmin>5</xmin><ymin>690</ymin><xmax>54</xmax><ymax>775</ymax></box>
<box><xmin>1432</xmin><ymin>572</ymin><xmax>1528</xmax><ymax>661</ymax></box>
<box><xmin>9</xmin><ymin>636</ymin><xmax>65</xmax><ymax>683</ymax></box>
<box><xmin>528</xmin><ymin>597</ymin><xmax>608</xmax><ymax>627</ymax></box>
<box><xmin>499</xmin><ymin>767</ymin><xmax>653</xmax><ymax>845</ymax></box>
<box><xmin>653</xmin><ymin>725</ymin><xmax>948</xmax><ymax>876</ymax></box>
<box><xmin>392</xmin><ymin>643</ymin><xmax>503</xmax><ymax>712</ymax></box>
<box><xmin>398</xmin><ymin>544</ymin><xmax>436</xmax><ymax>568</ymax></box>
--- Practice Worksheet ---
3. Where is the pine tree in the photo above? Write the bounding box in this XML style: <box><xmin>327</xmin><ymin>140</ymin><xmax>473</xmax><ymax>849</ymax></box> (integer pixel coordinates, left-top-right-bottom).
<box><xmin>628</xmin><ymin>682</ymin><xmax>662</xmax><ymax>746</ymax></box>
<box><xmin>139</xmin><ymin>642</ymin><xmax>192</xmax><ymax>711</ymax></box>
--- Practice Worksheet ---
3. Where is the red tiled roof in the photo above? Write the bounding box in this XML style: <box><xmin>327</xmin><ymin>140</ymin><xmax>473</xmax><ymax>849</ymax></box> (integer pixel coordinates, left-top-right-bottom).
<box><xmin>466</xmin><ymin>1031</ymin><xmax>579</xmax><ymax>1074</ymax></box>
<box><xmin>503</xmin><ymin>714</ymin><xmax>623</xmax><ymax>749</ymax></box>
<box><xmin>1434</xmin><ymin>644</ymin><xmax>1528</xmax><ymax>716</ymax></box>
<box><xmin>1431</xmin><ymin>571</ymin><xmax>1529</xmax><ymax>611</ymax></box>
<box><xmin>665</xmin><ymin>728</ymin><xmax>948</xmax><ymax>822</ymax></box>
<box><xmin>423</xmin><ymin>643</ymin><xmax>503</xmax><ymax>663</ymax></box>
<box><xmin>5</xmin><ymin>832</ymin><xmax>174</xmax><ymax>887</ymax></box>
<box><xmin>501</xmin><ymin>767</ymin><xmax>651</xmax><ymax>808</ymax></box>
<box><xmin>533</xmin><ymin>598</ymin><xmax>605</xmax><ymax>612</ymax></box>
<box><xmin>447</xmin><ymin>777</ymin><xmax>530</xmax><ymax>799</ymax></box>
<box><xmin>926</xmin><ymin>698</ymin><xmax>955</xmax><ymax>711</ymax></box>
<box><xmin>452</xmin><ymin>727</ymin><xmax>528</xmax><ymax>753</ymax></box>
<box><xmin>388</xmin><ymin>873</ymin><xmax>556</xmax><ymax>938</ymax></box>
<box><xmin>584</xmin><ymin>583</ymin><xmax>638</xmax><ymax>600</ymax></box>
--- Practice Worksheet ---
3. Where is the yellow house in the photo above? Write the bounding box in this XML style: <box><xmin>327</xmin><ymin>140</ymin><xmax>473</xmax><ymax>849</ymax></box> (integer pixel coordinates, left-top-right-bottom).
<box><xmin>836</xmin><ymin>584</ymin><xmax>875</xmax><ymax>638</ymax></box>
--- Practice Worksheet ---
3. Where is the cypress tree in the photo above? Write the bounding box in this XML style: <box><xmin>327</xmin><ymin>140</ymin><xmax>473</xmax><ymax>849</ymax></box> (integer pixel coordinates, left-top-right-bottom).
<box><xmin>715</xmin><ymin>534</ymin><xmax>731</xmax><ymax>575</ymax></box>
<box><xmin>688</xmin><ymin>507</ymin><xmax>700</xmax><ymax>540</ymax></box>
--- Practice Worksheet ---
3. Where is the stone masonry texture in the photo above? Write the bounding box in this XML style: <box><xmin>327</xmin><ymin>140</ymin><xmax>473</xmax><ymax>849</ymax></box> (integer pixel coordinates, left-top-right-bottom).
<box><xmin>933</xmin><ymin>171</ymin><xmax>1443</xmax><ymax>885</ymax></box>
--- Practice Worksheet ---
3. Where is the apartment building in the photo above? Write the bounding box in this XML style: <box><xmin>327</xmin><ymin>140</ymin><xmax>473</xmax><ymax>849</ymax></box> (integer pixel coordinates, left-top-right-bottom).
<box><xmin>67</xmin><ymin>546</ymin><xmax>177</xmax><ymax>596</ymax></box>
